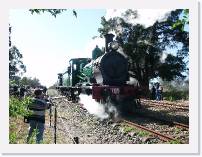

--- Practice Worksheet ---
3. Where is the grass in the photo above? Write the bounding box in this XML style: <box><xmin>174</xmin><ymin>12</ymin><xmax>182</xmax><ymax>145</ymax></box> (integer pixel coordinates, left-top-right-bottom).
<box><xmin>175</xmin><ymin>127</ymin><xmax>181</xmax><ymax>134</ymax></box>
<box><xmin>122</xmin><ymin>125</ymin><xmax>150</xmax><ymax>137</ymax></box>
<box><xmin>123</xmin><ymin>126</ymin><xmax>135</xmax><ymax>133</ymax></box>
<box><xmin>9</xmin><ymin>117</ymin><xmax>29</xmax><ymax>144</ymax></box>
<box><xmin>168</xmin><ymin>140</ymin><xmax>181</xmax><ymax>144</ymax></box>
<box><xmin>137</xmin><ymin>131</ymin><xmax>150</xmax><ymax>137</ymax></box>
<box><xmin>9</xmin><ymin>96</ymin><xmax>53</xmax><ymax>144</ymax></box>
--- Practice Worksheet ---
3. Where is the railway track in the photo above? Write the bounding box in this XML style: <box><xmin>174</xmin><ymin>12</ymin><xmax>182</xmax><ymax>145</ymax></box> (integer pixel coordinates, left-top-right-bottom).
<box><xmin>131</xmin><ymin>111</ymin><xmax>189</xmax><ymax>128</ymax></box>
<box><xmin>122</xmin><ymin>119</ymin><xmax>177</xmax><ymax>142</ymax></box>
<box><xmin>122</xmin><ymin>114</ymin><xmax>189</xmax><ymax>144</ymax></box>
<box><xmin>48</xmin><ymin>96</ymin><xmax>189</xmax><ymax>144</ymax></box>
<box><xmin>141</xmin><ymin>99</ymin><xmax>189</xmax><ymax>111</ymax></box>
<box><xmin>48</xmin><ymin>97</ymin><xmax>79</xmax><ymax>144</ymax></box>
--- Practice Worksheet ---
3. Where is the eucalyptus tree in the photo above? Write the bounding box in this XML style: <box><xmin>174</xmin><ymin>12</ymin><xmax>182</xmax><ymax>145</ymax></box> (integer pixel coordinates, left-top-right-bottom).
<box><xmin>98</xmin><ymin>9</ymin><xmax>188</xmax><ymax>92</ymax></box>
<box><xmin>29</xmin><ymin>9</ymin><xmax>77</xmax><ymax>18</ymax></box>
<box><xmin>9</xmin><ymin>25</ymin><xmax>26</xmax><ymax>82</ymax></box>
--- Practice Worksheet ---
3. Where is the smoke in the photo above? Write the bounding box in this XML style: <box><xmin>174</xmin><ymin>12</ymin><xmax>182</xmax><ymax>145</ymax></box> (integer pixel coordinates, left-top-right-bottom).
<box><xmin>127</xmin><ymin>77</ymin><xmax>139</xmax><ymax>85</ymax></box>
<box><xmin>79</xmin><ymin>94</ymin><xmax>119</xmax><ymax>120</ymax></box>
<box><xmin>106</xmin><ymin>9</ymin><xmax>172</xmax><ymax>28</ymax></box>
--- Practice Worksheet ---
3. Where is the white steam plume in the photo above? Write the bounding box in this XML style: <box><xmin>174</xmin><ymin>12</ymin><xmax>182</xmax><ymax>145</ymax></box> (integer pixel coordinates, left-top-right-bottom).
<box><xmin>79</xmin><ymin>94</ymin><xmax>119</xmax><ymax>120</ymax></box>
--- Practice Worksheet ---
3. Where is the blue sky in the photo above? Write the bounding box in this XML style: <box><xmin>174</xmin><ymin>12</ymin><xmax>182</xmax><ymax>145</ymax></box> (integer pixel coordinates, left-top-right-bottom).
<box><xmin>9</xmin><ymin>9</ymin><xmax>177</xmax><ymax>87</ymax></box>
<box><xmin>9</xmin><ymin>9</ymin><xmax>106</xmax><ymax>86</ymax></box>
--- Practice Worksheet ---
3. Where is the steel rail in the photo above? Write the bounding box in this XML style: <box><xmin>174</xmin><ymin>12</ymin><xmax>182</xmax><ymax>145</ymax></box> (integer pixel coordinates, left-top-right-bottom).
<box><xmin>122</xmin><ymin>119</ymin><xmax>179</xmax><ymax>142</ymax></box>
<box><xmin>172</xmin><ymin>122</ymin><xmax>189</xmax><ymax>129</ymax></box>
<box><xmin>141</xmin><ymin>99</ymin><xmax>189</xmax><ymax>108</ymax></box>
<box><xmin>130</xmin><ymin>112</ymin><xmax>189</xmax><ymax>130</ymax></box>
<box><xmin>141</xmin><ymin>101</ymin><xmax>189</xmax><ymax>111</ymax></box>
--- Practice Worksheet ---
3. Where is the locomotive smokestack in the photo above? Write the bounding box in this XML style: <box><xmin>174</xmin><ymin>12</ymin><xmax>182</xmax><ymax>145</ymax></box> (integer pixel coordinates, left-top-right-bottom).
<box><xmin>104</xmin><ymin>33</ymin><xmax>114</xmax><ymax>53</ymax></box>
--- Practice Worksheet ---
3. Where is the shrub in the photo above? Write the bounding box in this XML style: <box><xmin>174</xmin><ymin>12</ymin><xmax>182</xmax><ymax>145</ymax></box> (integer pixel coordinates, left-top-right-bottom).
<box><xmin>9</xmin><ymin>96</ymin><xmax>33</xmax><ymax>117</ymax></box>
<box><xmin>163</xmin><ymin>90</ymin><xmax>189</xmax><ymax>101</ymax></box>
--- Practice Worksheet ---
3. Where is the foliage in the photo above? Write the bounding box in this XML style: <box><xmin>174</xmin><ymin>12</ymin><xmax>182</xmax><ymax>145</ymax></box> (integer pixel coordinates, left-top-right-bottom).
<box><xmin>172</xmin><ymin>9</ymin><xmax>189</xmax><ymax>31</ymax></box>
<box><xmin>9</xmin><ymin>25</ymin><xmax>26</xmax><ymax>81</ymax></box>
<box><xmin>19</xmin><ymin>77</ymin><xmax>41</xmax><ymax>88</ymax></box>
<box><xmin>9</xmin><ymin>117</ymin><xmax>39</xmax><ymax>144</ymax></box>
<box><xmin>29</xmin><ymin>9</ymin><xmax>77</xmax><ymax>18</ymax></box>
<box><xmin>160</xmin><ymin>78</ymin><xmax>189</xmax><ymax>100</ymax></box>
<box><xmin>27</xmin><ymin>129</ymin><xmax>39</xmax><ymax>144</ymax></box>
<box><xmin>155</xmin><ymin>9</ymin><xmax>189</xmax><ymax>58</ymax></box>
<box><xmin>9</xmin><ymin>24</ymin><xmax>11</xmax><ymax>47</ymax></box>
<box><xmin>9</xmin><ymin>96</ymin><xmax>33</xmax><ymax>144</ymax></box>
<box><xmin>168</xmin><ymin>139</ymin><xmax>180</xmax><ymax>144</ymax></box>
<box><xmin>158</xmin><ymin>54</ymin><xmax>186</xmax><ymax>81</ymax></box>
<box><xmin>163</xmin><ymin>90</ymin><xmax>188</xmax><ymax>101</ymax></box>
<box><xmin>9</xmin><ymin>46</ymin><xmax>26</xmax><ymax>80</ymax></box>
<box><xmin>137</xmin><ymin>131</ymin><xmax>149</xmax><ymax>137</ymax></box>
<box><xmin>123</xmin><ymin>126</ymin><xmax>135</xmax><ymax>133</ymax></box>
<box><xmin>160</xmin><ymin>78</ymin><xmax>189</xmax><ymax>91</ymax></box>
<box><xmin>9</xmin><ymin>125</ymin><xmax>18</xmax><ymax>144</ymax></box>
<box><xmin>9</xmin><ymin>96</ymin><xmax>33</xmax><ymax>117</ymax></box>
<box><xmin>98</xmin><ymin>9</ymin><xmax>188</xmax><ymax>92</ymax></box>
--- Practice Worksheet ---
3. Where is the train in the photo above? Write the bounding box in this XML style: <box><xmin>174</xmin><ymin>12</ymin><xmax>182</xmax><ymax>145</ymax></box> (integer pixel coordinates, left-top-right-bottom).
<box><xmin>56</xmin><ymin>33</ymin><xmax>141</xmax><ymax>113</ymax></box>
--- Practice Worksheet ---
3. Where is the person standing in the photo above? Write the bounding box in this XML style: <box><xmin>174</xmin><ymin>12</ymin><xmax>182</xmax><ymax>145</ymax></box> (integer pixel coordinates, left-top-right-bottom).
<box><xmin>26</xmin><ymin>89</ymin><xmax>50</xmax><ymax>144</ymax></box>
<box><xmin>159</xmin><ymin>85</ymin><xmax>163</xmax><ymax>100</ymax></box>
<box><xmin>156</xmin><ymin>83</ymin><xmax>163</xmax><ymax>101</ymax></box>
<box><xmin>155</xmin><ymin>83</ymin><xmax>160</xmax><ymax>101</ymax></box>
<box><xmin>151</xmin><ymin>85</ymin><xmax>156</xmax><ymax>100</ymax></box>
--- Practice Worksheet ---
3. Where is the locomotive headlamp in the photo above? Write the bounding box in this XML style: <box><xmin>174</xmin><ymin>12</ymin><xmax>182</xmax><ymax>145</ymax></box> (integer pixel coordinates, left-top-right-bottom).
<box><xmin>110</xmin><ymin>41</ymin><xmax>119</xmax><ymax>50</ymax></box>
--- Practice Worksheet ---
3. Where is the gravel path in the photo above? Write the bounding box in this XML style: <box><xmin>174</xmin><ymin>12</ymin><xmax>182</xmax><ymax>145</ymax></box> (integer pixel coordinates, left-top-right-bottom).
<box><xmin>44</xmin><ymin>90</ymin><xmax>189</xmax><ymax>144</ymax></box>
<box><xmin>45</xmin><ymin>98</ymin><xmax>163</xmax><ymax>144</ymax></box>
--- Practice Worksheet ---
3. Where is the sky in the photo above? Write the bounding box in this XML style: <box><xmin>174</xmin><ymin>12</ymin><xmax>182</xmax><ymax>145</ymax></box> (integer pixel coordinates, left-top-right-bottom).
<box><xmin>9</xmin><ymin>9</ymin><xmax>173</xmax><ymax>87</ymax></box>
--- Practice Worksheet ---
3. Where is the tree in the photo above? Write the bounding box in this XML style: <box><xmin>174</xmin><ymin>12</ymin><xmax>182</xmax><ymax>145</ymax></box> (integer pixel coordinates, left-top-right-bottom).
<box><xmin>29</xmin><ymin>9</ymin><xmax>77</xmax><ymax>18</ymax></box>
<box><xmin>19</xmin><ymin>77</ymin><xmax>41</xmax><ymax>88</ymax></box>
<box><xmin>9</xmin><ymin>46</ymin><xmax>26</xmax><ymax>80</ymax></box>
<box><xmin>154</xmin><ymin>9</ymin><xmax>189</xmax><ymax>58</ymax></box>
<box><xmin>9</xmin><ymin>25</ymin><xmax>26</xmax><ymax>82</ymax></box>
<box><xmin>98</xmin><ymin>9</ymin><xmax>188</xmax><ymax>92</ymax></box>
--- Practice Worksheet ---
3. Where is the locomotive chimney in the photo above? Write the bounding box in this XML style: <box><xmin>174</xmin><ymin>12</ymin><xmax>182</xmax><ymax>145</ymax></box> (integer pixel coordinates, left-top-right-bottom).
<box><xmin>104</xmin><ymin>33</ymin><xmax>114</xmax><ymax>53</ymax></box>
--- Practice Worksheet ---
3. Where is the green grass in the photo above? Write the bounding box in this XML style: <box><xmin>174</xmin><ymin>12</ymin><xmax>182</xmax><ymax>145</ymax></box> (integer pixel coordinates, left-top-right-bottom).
<box><xmin>137</xmin><ymin>131</ymin><xmax>150</xmax><ymax>137</ymax></box>
<box><xmin>123</xmin><ymin>126</ymin><xmax>135</xmax><ymax>133</ymax></box>
<box><xmin>9</xmin><ymin>131</ymin><xmax>17</xmax><ymax>144</ymax></box>
<box><xmin>168</xmin><ymin>140</ymin><xmax>181</xmax><ymax>144</ymax></box>
<box><xmin>9</xmin><ymin>96</ymin><xmax>33</xmax><ymax>144</ymax></box>
<box><xmin>175</xmin><ymin>128</ymin><xmax>181</xmax><ymax>134</ymax></box>
<box><xmin>122</xmin><ymin>125</ymin><xmax>150</xmax><ymax>138</ymax></box>
<box><xmin>9</xmin><ymin>117</ymin><xmax>28</xmax><ymax>144</ymax></box>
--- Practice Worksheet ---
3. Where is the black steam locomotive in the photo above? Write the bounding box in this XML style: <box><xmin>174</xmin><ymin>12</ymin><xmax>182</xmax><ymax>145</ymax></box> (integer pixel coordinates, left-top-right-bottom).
<box><xmin>57</xmin><ymin>34</ymin><xmax>141</xmax><ymax>112</ymax></box>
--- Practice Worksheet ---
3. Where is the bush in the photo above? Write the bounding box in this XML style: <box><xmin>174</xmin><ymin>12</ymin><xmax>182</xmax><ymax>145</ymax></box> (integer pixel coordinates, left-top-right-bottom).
<box><xmin>9</xmin><ymin>96</ymin><xmax>33</xmax><ymax>117</ymax></box>
<box><xmin>163</xmin><ymin>90</ymin><xmax>189</xmax><ymax>101</ymax></box>
<box><xmin>9</xmin><ymin>96</ymin><xmax>33</xmax><ymax>144</ymax></box>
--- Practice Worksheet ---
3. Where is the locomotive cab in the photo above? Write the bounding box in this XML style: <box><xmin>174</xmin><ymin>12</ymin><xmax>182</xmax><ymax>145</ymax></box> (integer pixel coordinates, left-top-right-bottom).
<box><xmin>68</xmin><ymin>58</ymin><xmax>91</xmax><ymax>86</ymax></box>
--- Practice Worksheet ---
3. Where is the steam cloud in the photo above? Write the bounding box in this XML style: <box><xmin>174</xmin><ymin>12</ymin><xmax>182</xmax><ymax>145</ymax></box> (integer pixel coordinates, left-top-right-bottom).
<box><xmin>79</xmin><ymin>94</ymin><xmax>119</xmax><ymax>120</ymax></box>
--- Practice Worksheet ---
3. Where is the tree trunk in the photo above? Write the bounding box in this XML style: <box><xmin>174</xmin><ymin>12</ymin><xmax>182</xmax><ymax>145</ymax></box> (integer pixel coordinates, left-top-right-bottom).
<box><xmin>139</xmin><ymin>78</ymin><xmax>150</xmax><ymax>98</ymax></box>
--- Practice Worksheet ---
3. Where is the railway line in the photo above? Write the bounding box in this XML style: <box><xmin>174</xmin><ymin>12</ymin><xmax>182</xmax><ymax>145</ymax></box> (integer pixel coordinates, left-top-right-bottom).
<box><xmin>141</xmin><ymin>99</ymin><xmax>189</xmax><ymax>111</ymax></box>
<box><xmin>122</xmin><ymin>118</ymin><xmax>189</xmax><ymax>144</ymax></box>
<box><xmin>46</xmin><ymin>95</ymin><xmax>189</xmax><ymax>144</ymax></box>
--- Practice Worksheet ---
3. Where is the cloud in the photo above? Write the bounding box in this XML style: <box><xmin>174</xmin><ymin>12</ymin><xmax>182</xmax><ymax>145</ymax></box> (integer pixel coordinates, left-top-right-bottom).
<box><xmin>106</xmin><ymin>9</ymin><xmax>171</xmax><ymax>28</ymax></box>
